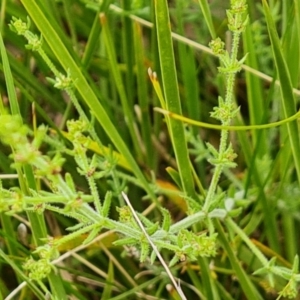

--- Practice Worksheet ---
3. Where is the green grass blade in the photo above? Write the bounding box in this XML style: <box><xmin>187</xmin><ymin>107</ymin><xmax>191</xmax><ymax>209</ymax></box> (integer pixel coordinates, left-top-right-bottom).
<box><xmin>0</xmin><ymin>0</ymin><xmax>6</xmax><ymax>34</ymax></box>
<box><xmin>295</xmin><ymin>1</ymin><xmax>300</xmax><ymax>81</ymax></box>
<box><xmin>237</xmin><ymin>128</ymin><xmax>280</xmax><ymax>252</ymax></box>
<box><xmin>133</xmin><ymin>22</ymin><xmax>154</xmax><ymax>169</ymax></box>
<box><xmin>176</xmin><ymin>1</ymin><xmax>201</xmax><ymax>129</ymax></box>
<box><xmin>61</xmin><ymin>0</ymin><xmax>78</xmax><ymax>52</ymax></box>
<box><xmin>279</xmin><ymin>1</ymin><xmax>300</xmax><ymax>263</ymax></box>
<box><xmin>0</xmin><ymin>30</ymin><xmax>19</xmax><ymax>115</ymax></box>
<box><xmin>82</xmin><ymin>0</ymin><xmax>111</xmax><ymax>68</ymax></box>
<box><xmin>121</xmin><ymin>1</ymin><xmax>134</xmax><ymax>111</ymax></box>
<box><xmin>197</xmin><ymin>0</ymin><xmax>216</xmax><ymax>39</ymax></box>
<box><xmin>101</xmin><ymin>260</ymin><xmax>114</xmax><ymax>300</ymax></box>
<box><xmin>0</xmin><ymin>54</ymin><xmax>64</xmax><ymax>112</ymax></box>
<box><xmin>154</xmin><ymin>0</ymin><xmax>196</xmax><ymax>201</ymax></box>
<box><xmin>215</xmin><ymin>220</ymin><xmax>263</xmax><ymax>300</ymax></box>
<box><xmin>100</xmin><ymin>13</ymin><xmax>142</xmax><ymax>159</ymax></box>
<box><xmin>262</xmin><ymin>0</ymin><xmax>300</xmax><ymax>183</ymax></box>
<box><xmin>197</xmin><ymin>257</ymin><xmax>220</xmax><ymax>299</ymax></box>
<box><xmin>282</xmin><ymin>4</ymin><xmax>300</xmax><ymax>86</ymax></box>
<box><xmin>242</xmin><ymin>23</ymin><xmax>267</xmax><ymax>156</ymax></box>
<box><xmin>174</xmin><ymin>1</ymin><xmax>207</xmax><ymax>187</ymax></box>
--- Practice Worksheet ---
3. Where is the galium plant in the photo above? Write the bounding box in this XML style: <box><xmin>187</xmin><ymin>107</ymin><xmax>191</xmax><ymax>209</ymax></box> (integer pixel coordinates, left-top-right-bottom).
<box><xmin>1</xmin><ymin>0</ymin><xmax>300</xmax><ymax>299</ymax></box>
<box><xmin>1</xmin><ymin>12</ymin><xmax>217</xmax><ymax>298</ymax></box>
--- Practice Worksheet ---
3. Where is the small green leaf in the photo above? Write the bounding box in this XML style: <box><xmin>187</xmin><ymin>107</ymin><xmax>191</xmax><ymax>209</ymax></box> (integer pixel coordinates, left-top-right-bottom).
<box><xmin>166</xmin><ymin>167</ymin><xmax>182</xmax><ymax>190</ymax></box>
<box><xmin>150</xmin><ymin>250</ymin><xmax>157</xmax><ymax>264</ymax></box>
<box><xmin>83</xmin><ymin>226</ymin><xmax>100</xmax><ymax>245</ymax></box>
<box><xmin>101</xmin><ymin>191</ymin><xmax>112</xmax><ymax>217</ymax></box>
<box><xmin>169</xmin><ymin>255</ymin><xmax>180</xmax><ymax>267</ymax></box>
<box><xmin>140</xmin><ymin>240</ymin><xmax>150</xmax><ymax>262</ymax></box>
<box><xmin>161</xmin><ymin>207</ymin><xmax>171</xmax><ymax>232</ymax></box>
<box><xmin>65</xmin><ymin>173</ymin><xmax>76</xmax><ymax>193</ymax></box>
<box><xmin>113</xmin><ymin>237</ymin><xmax>137</xmax><ymax>247</ymax></box>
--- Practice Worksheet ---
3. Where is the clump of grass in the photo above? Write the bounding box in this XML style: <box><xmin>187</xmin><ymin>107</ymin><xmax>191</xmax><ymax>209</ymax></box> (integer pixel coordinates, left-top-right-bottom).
<box><xmin>1</xmin><ymin>0</ymin><xmax>300</xmax><ymax>299</ymax></box>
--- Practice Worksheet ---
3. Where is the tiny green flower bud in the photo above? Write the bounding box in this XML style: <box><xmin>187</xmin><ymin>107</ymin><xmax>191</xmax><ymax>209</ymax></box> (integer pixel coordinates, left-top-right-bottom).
<box><xmin>209</xmin><ymin>38</ymin><xmax>225</xmax><ymax>56</ymax></box>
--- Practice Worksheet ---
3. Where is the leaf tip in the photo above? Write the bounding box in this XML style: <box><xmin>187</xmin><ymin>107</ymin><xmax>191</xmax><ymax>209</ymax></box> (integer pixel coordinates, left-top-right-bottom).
<box><xmin>148</xmin><ymin>67</ymin><xmax>157</xmax><ymax>81</ymax></box>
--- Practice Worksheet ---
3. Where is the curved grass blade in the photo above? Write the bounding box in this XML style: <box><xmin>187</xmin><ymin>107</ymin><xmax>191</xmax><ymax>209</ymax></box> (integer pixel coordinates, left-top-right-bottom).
<box><xmin>280</xmin><ymin>0</ymin><xmax>300</xmax><ymax>263</ymax></box>
<box><xmin>154</xmin><ymin>107</ymin><xmax>300</xmax><ymax>131</ymax></box>
<box><xmin>154</xmin><ymin>0</ymin><xmax>196</xmax><ymax>201</ymax></box>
